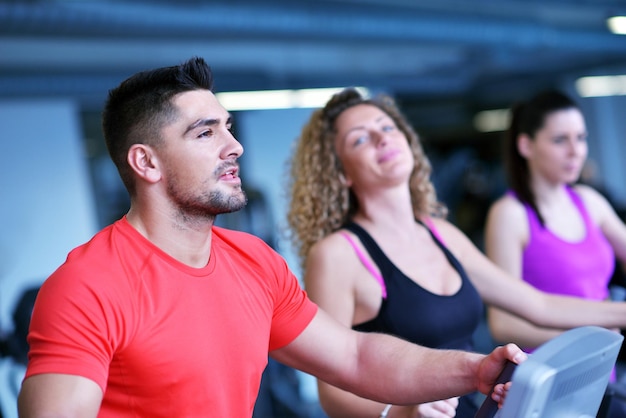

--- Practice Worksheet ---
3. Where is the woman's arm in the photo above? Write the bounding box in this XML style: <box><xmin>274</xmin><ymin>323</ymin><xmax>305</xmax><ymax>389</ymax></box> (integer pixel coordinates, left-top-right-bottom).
<box><xmin>487</xmin><ymin>307</ymin><xmax>566</xmax><ymax>347</ymax></box>
<box><xmin>431</xmin><ymin>217</ymin><xmax>626</xmax><ymax>330</ymax></box>
<box><xmin>577</xmin><ymin>184</ymin><xmax>626</xmax><ymax>263</ymax></box>
<box><xmin>483</xmin><ymin>197</ymin><xmax>567</xmax><ymax>346</ymax></box>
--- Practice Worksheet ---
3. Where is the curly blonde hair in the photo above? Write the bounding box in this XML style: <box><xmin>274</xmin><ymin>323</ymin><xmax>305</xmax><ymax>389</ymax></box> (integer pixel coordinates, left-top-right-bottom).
<box><xmin>286</xmin><ymin>88</ymin><xmax>446</xmax><ymax>269</ymax></box>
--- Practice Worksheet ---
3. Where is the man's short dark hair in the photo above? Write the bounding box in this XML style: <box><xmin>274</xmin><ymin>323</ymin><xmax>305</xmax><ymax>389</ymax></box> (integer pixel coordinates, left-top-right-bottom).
<box><xmin>102</xmin><ymin>57</ymin><xmax>214</xmax><ymax>195</ymax></box>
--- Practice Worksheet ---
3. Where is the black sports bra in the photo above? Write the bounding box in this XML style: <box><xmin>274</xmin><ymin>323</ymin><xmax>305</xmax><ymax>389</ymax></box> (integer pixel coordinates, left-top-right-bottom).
<box><xmin>346</xmin><ymin>221</ymin><xmax>483</xmax><ymax>351</ymax></box>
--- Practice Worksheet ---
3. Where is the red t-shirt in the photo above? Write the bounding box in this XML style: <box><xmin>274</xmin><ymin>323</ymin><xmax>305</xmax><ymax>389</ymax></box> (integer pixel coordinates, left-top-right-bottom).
<box><xmin>25</xmin><ymin>217</ymin><xmax>317</xmax><ymax>417</ymax></box>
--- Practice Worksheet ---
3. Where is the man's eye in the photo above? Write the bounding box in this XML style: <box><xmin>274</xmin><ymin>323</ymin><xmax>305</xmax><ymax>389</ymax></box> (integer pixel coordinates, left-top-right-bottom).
<box><xmin>199</xmin><ymin>130</ymin><xmax>212</xmax><ymax>138</ymax></box>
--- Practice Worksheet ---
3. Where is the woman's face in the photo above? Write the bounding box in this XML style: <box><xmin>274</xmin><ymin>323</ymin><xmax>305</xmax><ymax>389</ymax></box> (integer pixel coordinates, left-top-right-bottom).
<box><xmin>520</xmin><ymin>107</ymin><xmax>588</xmax><ymax>185</ymax></box>
<box><xmin>333</xmin><ymin>104</ymin><xmax>414</xmax><ymax>191</ymax></box>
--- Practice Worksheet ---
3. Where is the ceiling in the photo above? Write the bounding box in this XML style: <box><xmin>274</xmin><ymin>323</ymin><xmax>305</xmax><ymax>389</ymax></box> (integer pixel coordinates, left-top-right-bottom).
<box><xmin>2</xmin><ymin>0</ymin><xmax>626</xmax><ymax>136</ymax></box>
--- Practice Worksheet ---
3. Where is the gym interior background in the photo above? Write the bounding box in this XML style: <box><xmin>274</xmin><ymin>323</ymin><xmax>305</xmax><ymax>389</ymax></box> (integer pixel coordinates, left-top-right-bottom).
<box><xmin>2</xmin><ymin>1</ymin><xmax>626</xmax><ymax>417</ymax></box>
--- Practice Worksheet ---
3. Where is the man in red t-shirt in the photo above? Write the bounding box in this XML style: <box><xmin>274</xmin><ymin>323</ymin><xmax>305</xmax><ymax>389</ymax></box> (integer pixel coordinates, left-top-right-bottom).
<box><xmin>18</xmin><ymin>57</ymin><xmax>525</xmax><ymax>418</ymax></box>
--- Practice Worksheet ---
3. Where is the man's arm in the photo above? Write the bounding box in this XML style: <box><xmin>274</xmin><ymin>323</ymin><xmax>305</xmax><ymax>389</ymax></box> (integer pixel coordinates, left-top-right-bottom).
<box><xmin>271</xmin><ymin>308</ymin><xmax>526</xmax><ymax>405</ymax></box>
<box><xmin>18</xmin><ymin>373</ymin><xmax>103</xmax><ymax>418</ymax></box>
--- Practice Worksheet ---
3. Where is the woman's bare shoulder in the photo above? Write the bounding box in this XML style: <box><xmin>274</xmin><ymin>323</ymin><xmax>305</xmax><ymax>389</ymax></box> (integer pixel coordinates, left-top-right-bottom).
<box><xmin>307</xmin><ymin>229</ymin><xmax>363</xmax><ymax>272</ymax></box>
<box><xmin>488</xmin><ymin>194</ymin><xmax>526</xmax><ymax>223</ymax></box>
<box><xmin>572</xmin><ymin>183</ymin><xmax>617</xmax><ymax>223</ymax></box>
<box><xmin>572</xmin><ymin>183</ymin><xmax>609</xmax><ymax>205</ymax></box>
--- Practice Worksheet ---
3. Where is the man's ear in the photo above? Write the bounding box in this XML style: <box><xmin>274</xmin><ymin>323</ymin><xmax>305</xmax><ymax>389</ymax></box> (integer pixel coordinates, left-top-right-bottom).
<box><xmin>517</xmin><ymin>134</ymin><xmax>533</xmax><ymax>159</ymax></box>
<box><xmin>127</xmin><ymin>144</ymin><xmax>161</xmax><ymax>183</ymax></box>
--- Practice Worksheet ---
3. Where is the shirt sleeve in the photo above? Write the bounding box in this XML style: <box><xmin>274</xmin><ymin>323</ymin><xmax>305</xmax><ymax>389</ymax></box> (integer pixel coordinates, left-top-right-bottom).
<box><xmin>24</xmin><ymin>262</ymin><xmax>120</xmax><ymax>393</ymax></box>
<box><xmin>267</xmin><ymin>257</ymin><xmax>318</xmax><ymax>351</ymax></box>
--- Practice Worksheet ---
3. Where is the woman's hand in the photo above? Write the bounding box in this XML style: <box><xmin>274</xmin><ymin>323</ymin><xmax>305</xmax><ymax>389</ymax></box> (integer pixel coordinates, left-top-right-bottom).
<box><xmin>415</xmin><ymin>397</ymin><xmax>459</xmax><ymax>417</ymax></box>
<box><xmin>390</xmin><ymin>397</ymin><xmax>459</xmax><ymax>417</ymax></box>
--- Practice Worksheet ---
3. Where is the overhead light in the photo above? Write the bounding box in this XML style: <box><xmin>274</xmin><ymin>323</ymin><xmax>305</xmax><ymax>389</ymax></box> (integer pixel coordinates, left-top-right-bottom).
<box><xmin>575</xmin><ymin>75</ymin><xmax>626</xmax><ymax>97</ymax></box>
<box><xmin>215</xmin><ymin>87</ymin><xmax>370</xmax><ymax>111</ymax></box>
<box><xmin>607</xmin><ymin>16</ymin><xmax>626</xmax><ymax>35</ymax></box>
<box><xmin>473</xmin><ymin>109</ymin><xmax>510</xmax><ymax>133</ymax></box>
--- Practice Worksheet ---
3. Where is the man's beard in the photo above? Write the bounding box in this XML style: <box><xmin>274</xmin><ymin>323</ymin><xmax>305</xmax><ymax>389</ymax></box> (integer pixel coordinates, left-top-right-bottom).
<box><xmin>168</xmin><ymin>183</ymin><xmax>248</xmax><ymax>220</ymax></box>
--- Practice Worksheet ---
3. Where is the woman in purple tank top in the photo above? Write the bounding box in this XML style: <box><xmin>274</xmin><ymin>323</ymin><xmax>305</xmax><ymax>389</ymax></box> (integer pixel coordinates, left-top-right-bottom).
<box><xmin>485</xmin><ymin>90</ymin><xmax>626</xmax><ymax>416</ymax></box>
<box><xmin>288</xmin><ymin>88</ymin><xmax>626</xmax><ymax>418</ymax></box>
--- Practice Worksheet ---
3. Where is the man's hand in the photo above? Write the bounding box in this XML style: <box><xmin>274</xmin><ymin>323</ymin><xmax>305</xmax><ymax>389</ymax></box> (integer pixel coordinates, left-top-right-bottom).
<box><xmin>491</xmin><ymin>381</ymin><xmax>513</xmax><ymax>408</ymax></box>
<box><xmin>475</xmin><ymin>343</ymin><xmax>527</xmax><ymax>397</ymax></box>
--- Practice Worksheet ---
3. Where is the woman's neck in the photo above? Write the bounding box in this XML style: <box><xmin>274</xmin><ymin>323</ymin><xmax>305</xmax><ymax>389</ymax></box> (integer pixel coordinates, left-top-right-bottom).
<box><xmin>529</xmin><ymin>176</ymin><xmax>569</xmax><ymax>209</ymax></box>
<box><xmin>352</xmin><ymin>185</ymin><xmax>417</xmax><ymax>232</ymax></box>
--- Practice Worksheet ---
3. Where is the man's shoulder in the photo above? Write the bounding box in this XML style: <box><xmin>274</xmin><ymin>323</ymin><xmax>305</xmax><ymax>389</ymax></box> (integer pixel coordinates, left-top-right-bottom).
<box><xmin>49</xmin><ymin>221</ymin><xmax>134</xmax><ymax>287</ymax></box>
<box><xmin>212</xmin><ymin>225</ymin><xmax>272</xmax><ymax>250</ymax></box>
<box><xmin>65</xmin><ymin>221</ymin><xmax>123</xmax><ymax>263</ymax></box>
<box><xmin>211</xmin><ymin>226</ymin><xmax>288</xmax><ymax>273</ymax></box>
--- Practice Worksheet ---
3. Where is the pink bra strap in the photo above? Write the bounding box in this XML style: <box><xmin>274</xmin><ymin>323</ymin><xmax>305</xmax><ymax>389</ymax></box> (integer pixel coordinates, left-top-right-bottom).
<box><xmin>422</xmin><ymin>217</ymin><xmax>445</xmax><ymax>245</ymax></box>
<box><xmin>340</xmin><ymin>232</ymin><xmax>387</xmax><ymax>299</ymax></box>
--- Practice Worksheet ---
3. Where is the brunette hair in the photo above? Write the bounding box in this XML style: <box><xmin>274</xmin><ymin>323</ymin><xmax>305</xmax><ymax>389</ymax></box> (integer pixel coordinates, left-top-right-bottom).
<box><xmin>505</xmin><ymin>89</ymin><xmax>581</xmax><ymax>225</ymax></box>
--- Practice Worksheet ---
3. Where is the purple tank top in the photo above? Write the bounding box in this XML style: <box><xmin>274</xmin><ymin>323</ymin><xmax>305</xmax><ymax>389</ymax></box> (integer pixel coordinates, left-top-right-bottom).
<box><xmin>519</xmin><ymin>187</ymin><xmax>614</xmax><ymax>301</ymax></box>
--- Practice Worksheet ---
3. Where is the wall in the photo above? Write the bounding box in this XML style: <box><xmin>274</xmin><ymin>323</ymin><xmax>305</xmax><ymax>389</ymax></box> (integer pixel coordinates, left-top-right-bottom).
<box><xmin>0</xmin><ymin>100</ymin><xmax>98</xmax><ymax>335</ymax></box>
<box><xmin>236</xmin><ymin>107</ymin><xmax>320</xmax><ymax>404</ymax></box>
<box><xmin>236</xmin><ymin>107</ymin><xmax>316</xmax><ymax>279</ymax></box>
<box><xmin>581</xmin><ymin>95</ymin><xmax>626</xmax><ymax>208</ymax></box>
